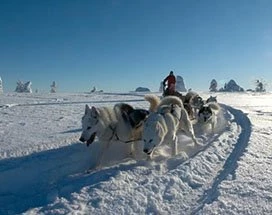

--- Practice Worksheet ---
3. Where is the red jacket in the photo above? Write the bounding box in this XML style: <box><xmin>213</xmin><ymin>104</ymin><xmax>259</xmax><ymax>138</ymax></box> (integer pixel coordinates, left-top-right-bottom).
<box><xmin>163</xmin><ymin>75</ymin><xmax>176</xmax><ymax>87</ymax></box>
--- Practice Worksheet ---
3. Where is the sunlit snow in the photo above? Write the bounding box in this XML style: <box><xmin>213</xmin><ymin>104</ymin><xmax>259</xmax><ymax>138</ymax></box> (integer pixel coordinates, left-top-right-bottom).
<box><xmin>0</xmin><ymin>91</ymin><xmax>271</xmax><ymax>214</ymax></box>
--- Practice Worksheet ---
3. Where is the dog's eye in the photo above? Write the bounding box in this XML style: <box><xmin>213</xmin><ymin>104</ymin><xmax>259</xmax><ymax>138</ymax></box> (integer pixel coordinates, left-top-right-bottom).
<box><xmin>87</xmin><ymin>126</ymin><xmax>91</xmax><ymax>130</ymax></box>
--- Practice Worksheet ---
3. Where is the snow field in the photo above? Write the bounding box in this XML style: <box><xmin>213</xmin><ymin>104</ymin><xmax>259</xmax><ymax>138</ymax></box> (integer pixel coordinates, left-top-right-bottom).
<box><xmin>0</xmin><ymin>92</ymin><xmax>271</xmax><ymax>214</ymax></box>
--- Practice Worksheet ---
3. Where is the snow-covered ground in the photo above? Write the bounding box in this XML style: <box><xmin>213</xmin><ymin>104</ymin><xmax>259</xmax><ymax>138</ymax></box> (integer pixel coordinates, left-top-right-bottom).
<box><xmin>0</xmin><ymin>91</ymin><xmax>271</xmax><ymax>214</ymax></box>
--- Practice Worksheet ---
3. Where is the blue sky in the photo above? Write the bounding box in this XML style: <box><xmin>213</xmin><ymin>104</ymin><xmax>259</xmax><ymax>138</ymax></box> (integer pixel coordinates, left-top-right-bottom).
<box><xmin>0</xmin><ymin>0</ymin><xmax>271</xmax><ymax>93</ymax></box>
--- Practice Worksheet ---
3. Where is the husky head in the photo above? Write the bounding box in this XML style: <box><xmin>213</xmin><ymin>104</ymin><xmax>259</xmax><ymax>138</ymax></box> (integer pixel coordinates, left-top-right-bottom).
<box><xmin>79</xmin><ymin>104</ymin><xmax>100</xmax><ymax>146</ymax></box>
<box><xmin>142</xmin><ymin>113</ymin><xmax>165</xmax><ymax>155</ymax></box>
<box><xmin>191</xmin><ymin>95</ymin><xmax>204</xmax><ymax>108</ymax></box>
<box><xmin>198</xmin><ymin>105</ymin><xmax>213</xmax><ymax>123</ymax></box>
<box><xmin>206</xmin><ymin>96</ymin><xmax>217</xmax><ymax>103</ymax></box>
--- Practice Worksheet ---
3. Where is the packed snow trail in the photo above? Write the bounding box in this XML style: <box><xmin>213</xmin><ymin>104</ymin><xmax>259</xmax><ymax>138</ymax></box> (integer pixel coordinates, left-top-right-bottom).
<box><xmin>192</xmin><ymin>104</ymin><xmax>252</xmax><ymax>214</ymax></box>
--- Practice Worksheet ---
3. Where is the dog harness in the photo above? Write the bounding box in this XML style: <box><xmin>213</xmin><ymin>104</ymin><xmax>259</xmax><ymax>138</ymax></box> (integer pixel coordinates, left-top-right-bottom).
<box><xmin>108</xmin><ymin>124</ymin><xmax>142</xmax><ymax>143</ymax></box>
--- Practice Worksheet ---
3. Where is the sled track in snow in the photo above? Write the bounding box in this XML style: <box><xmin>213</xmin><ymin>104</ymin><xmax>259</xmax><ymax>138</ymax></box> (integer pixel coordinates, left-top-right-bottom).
<box><xmin>0</xmin><ymin>99</ymin><xmax>145</xmax><ymax>108</ymax></box>
<box><xmin>192</xmin><ymin>104</ymin><xmax>252</xmax><ymax>214</ymax></box>
<box><xmin>0</xmin><ymin>92</ymin><xmax>149</xmax><ymax>109</ymax></box>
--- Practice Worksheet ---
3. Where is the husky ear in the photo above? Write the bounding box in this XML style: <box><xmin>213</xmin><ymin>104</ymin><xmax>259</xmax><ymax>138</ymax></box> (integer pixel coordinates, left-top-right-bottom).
<box><xmin>91</xmin><ymin>106</ymin><xmax>99</xmax><ymax>116</ymax></box>
<box><xmin>85</xmin><ymin>104</ymin><xmax>91</xmax><ymax>114</ymax></box>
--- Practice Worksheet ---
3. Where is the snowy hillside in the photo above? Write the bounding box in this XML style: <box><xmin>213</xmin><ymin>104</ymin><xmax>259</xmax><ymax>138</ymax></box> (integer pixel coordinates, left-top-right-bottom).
<box><xmin>0</xmin><ymin>92</ymin><xmax>271</xmax><ymax>214</ymax></box>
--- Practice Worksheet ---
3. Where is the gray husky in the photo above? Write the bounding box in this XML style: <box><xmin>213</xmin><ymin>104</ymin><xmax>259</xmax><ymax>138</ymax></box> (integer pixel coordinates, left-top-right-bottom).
<box><xmin>198</xmin><ymin>102</ymin><xmax>221</xmax><ymax>133</ymax></box>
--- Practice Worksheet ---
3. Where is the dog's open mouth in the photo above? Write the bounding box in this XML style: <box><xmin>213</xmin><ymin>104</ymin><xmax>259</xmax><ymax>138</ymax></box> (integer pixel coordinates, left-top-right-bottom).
<box><xmin>144</xmin><ymin>147</ymin><xmax>154</xmax><ymax>155</ymax></box>
<box><xmin>86</xmin><ymin>132</ymin><xmax>96</xmax><ymax>146</ymax></box>
<box><xmin>146</xmin><ymin>151</ymin><xmax>152</xmax><ymax>155</ymax></box>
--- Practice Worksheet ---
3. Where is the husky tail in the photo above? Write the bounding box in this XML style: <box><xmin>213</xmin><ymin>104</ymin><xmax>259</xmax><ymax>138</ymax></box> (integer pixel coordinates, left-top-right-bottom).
<box><xmin>144</xmin><ymin>94</ymin><xmax>161</xmax><ymax>112</ymax></box>
<box><xmin>206</xmin><ymin>102</ymin><xmax>220</xmax><ymax>112</ymax></box>
<box><xmin>159</xmin><ymin>96</ymin><xmax>183</xmax><ymax>108</ymax></box>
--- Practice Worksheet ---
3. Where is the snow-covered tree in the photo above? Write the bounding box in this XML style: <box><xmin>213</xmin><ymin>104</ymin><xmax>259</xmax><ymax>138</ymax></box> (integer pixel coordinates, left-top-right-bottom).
<box><xmin>50</xmin><ymin>81</ymin><xmax>57</xmax><ymax>93</ymax></box>
<box><xmin>255</xmin><ymin>80</ymin><xmax>265</xmax><ymax>92</ymax></box>
<box><xmin>90</xmin><ymin>86</ymin><xmax>96</xmax><ymax>93</ymax></box>
<box><xmin>15</xmin><ymin>81</ymin><xmax>32</xmax><ymax>93</ymax></box>
<box><xmin>209</xmin><ymin>79</ymin><xmax>218</xmax><ymax>92</ymax></box>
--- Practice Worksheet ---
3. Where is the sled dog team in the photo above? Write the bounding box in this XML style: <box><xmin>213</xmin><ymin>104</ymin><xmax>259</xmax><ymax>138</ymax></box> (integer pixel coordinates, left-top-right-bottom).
<box><xmin>79</xmin><ymin>92</ymin><xmax>220</xmax><ymax>163</ymax></box>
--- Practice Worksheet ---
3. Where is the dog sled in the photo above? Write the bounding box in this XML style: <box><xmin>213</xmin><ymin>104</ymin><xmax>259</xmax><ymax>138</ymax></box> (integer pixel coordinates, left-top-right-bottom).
<box><xmin>162</xmin><ymin>87</ymin><xmax>204</xmax><ymax>121</ymax></box>
<box><xmin>162</xmin><ymin>86</ymin><xmax>186</xmax><ymax>102</ymax></box>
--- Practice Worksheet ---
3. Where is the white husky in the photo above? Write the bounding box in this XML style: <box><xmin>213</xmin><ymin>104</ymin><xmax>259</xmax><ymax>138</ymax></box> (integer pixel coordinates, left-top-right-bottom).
<box><xmin>197</xmin><ymin>102</ymin><xmax>221</xmax><ymax>133</ymax></box>
<box><xmin>79</xmin><ymin>102</ymin><xmax>150</xmax><ymax>165</ymax></box>
<box><xmin>142</xmin><ymin>95</ymin><xmax>198</xmax><ymax>158</ymax></box>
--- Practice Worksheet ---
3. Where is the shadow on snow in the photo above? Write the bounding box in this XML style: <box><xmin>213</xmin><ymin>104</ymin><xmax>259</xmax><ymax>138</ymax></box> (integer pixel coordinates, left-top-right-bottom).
<box><xmin>0</xmin><ymin>141</ymin><xmax>143</xmax><ymax>214</ymax></box>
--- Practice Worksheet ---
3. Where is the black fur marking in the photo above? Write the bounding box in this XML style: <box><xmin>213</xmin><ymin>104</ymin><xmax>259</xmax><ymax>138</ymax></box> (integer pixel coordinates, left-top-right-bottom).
<box><xmin>119</xmin><ymin>103</ymin><xmax>134</xmax><ymax>114</ymax></box>
<box><xmin>119</xmin><ymin>103</ymin><xmax>149</xmax><ymax>128</ymax></box>
<box><xmin>129</xmin><ymin>109</ymin><xmax>149</xmax><ymax>128</ymax></box>
<box><xmin>198</xmin><ymin>106</ymin><xmax>213</xmax><ymax>117</ymax></box>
